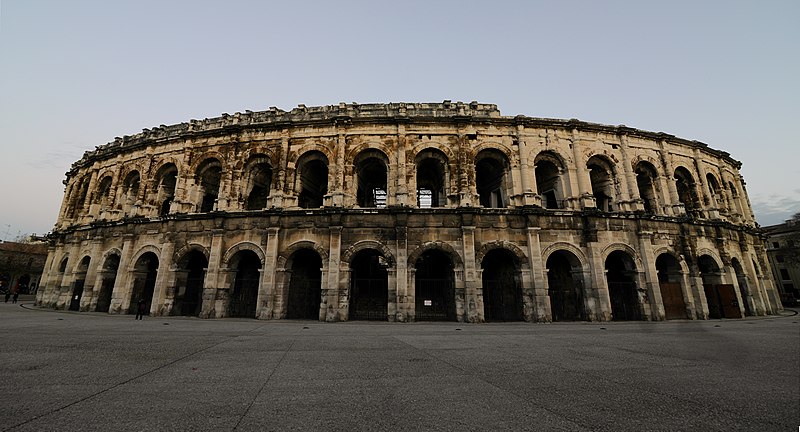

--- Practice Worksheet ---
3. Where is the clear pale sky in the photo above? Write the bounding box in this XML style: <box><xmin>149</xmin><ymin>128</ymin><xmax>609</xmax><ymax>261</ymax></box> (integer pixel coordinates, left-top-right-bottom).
<box><xmin>1</xmin><ymin>0</ymin><xmax>798</xmax><ymax>239</ymax></box>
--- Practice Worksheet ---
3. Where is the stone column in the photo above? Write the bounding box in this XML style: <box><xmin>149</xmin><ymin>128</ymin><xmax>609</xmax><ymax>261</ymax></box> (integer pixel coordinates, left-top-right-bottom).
<box><xmin>585</xmin><ymin>242</ymin><xmax>611</xmax><ymax>321</ymax></box>
<box><xmin>461</xmin><ymin>225</ymin><xmax>480</xmax><ymax>322</ymax></box>
<box><xmin>151</xmin><ymin>241</ymin><xmax>174</xmax><ymax>316</ymax></box>
<box><xmin>525</xmin><ymin>225</ymin><xmax>550</xmax><ymax>322</ymax></box>
<box><xmin>200</xmin><ymin>230</ymin><xmax>226</xmax><ymax>318</ymax></box>
<box><xmin>79</xmin><ymin>238</ymin><xmax>104</xmax><ymax>311</ymax></box>
<box><xmin>395</xmin><ymin>123</ymin><xmax>409</xmax><ymax>206</ymax></box>
<box><xmin>657</xmin><ymin>140</ymin><xmax>683</xmax><ymax>216</ymax></box>
<box><xmin>110</xmin><ymin>234</ymin><xmax>135</xmax><ymax>314</ymax></box>
<box><xmin>516</xmin><ymin>123</ymin><xmax>537</xmax><ymax>206</ymax></box>
<box><xmin>327</xmin><ymin>226</ymin><xmax>343</xmax><ymax>321</ymax></box>
<box><xmin>258</xmin><ymin>227</ymin><xmax>280</xmax><ymax>319</ymax></box>
<box><xmin>636</xmin><ymin>231</ymin><xmax>662</xmax><ymax>320</ymax></box>
<box><xmin>571</xmin><ymin>128</ymin><xmax>594</xmax><ymax>209</ymax></box>
<box><xmin>395</xmin><ymin>225</ymin><xmax>409</xmax><ymax>322</ymax></box>
<box><xmin>328</xmin><ymin>127</ymin><xmax>347</xmax><ymax>207</ymax></box>
<box><xmin>617</xmin><ymin>133</ymin><xmax>640</xmax><ymax>211</ymax></box>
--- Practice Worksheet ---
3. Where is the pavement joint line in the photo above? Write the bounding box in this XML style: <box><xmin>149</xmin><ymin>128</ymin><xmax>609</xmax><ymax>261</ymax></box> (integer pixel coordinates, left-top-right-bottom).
<box><xmin>391</xmin><ymin>335</ymin><xmax>589</xmax><ymax>431</ymax></box>
<box><xmin>232</xmin><ymin>338</ymin><xmax>296</xmax><ymax>431</ymax></box>
<box><xmin>2</xmin><ymin>323</ymin><xmax>270</xmax><ymax>432</ymax></box>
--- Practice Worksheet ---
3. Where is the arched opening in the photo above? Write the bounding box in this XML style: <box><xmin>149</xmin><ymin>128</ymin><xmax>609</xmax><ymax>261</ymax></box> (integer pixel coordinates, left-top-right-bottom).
<box><xmin>16</xmin><ymin>274</ymin><xmax>31</xmax><ymax>294</ymax></box>
<box><xmin>698</xmin><ymin>255</ymin><xmax>741</xmax><ymax>319</ymax></box>
<box><xmin>245</xmin><ymin>159</ymin><xmax>273</xmax><ymax>210</ymax></box>
<box><xmin>196</xmin><ymin>159</ymin><xmax>222</xmax><ymax>213</ymax></box>
<box><xmin>95</xmin><ymin>176</ymin><xmax>113</xmax><ymax>210</ymax></box>
<box><xmin>355</xmin><ymin>150</ymin><xmax>388</xmax><ymax>208</ymax></box>
<box><xmin>731</xmin><ymin>258</ymin><xmax>752</xmax><ymax>316</ymax></box>
<box><xmin>587</xmin><ymin>156</ymin><xmax>617</xmax><ymax>212</ymax></box>
<box><xmin>706</xmin><ymin>173</ymin><xmax>722</xmax><ymax>211</ymax></box>
<box><xmin>69</xmin><ymin>256</ymin><xmax>91</xmax><ymax>311</ymax></box>
<box><xmin>728</xmin><ymin>180</ymin><xmax>744</xmax><ymax>216</ymax></box>
<box><xmin>296</xmin><ymin>151</ymin><xmax>328</xmax><ymax>209</ymax></box>
<box><xmin>674</xmin><ymin>167</ymin><xmax>700</xmax><ymax>217</ymax></box>
<box><xmin>349</xmin><ymin>249</ymin><xmax>388</xmax><ymax>321</ymax></box>
<box><xmin>227</xmin><ymin>250</ymin><xmax>261</xmax><ymax>318</ymax></box>
<box><xmin>534</xmin><ymin>153</ymin><xmax>564</xmax><ymax>209</ymax></box>
<box><xmin>635</xmin><ymin>161</ymin><xmax>660</xmax><ymax>214</ymax></box>
<box><xmin>475</xmin><ymin>149</ymin><xmax>510</xmax><ymax>208</ymax></box>
<box><xmin>415</xmin><ymin>149</ymin><xmax>448</xmax><ymax>208</ymax></box>
<box><xmin>655</xmin><ymin>253</ymin><xmax>687</xmax><ymax>319</ymax></box>
<box><xmin>155</xmin><ymin>164</ymin><xmax>178</xmax><ymax>216</ymax></box>
<box><xmin>69</xmin><ymin>177</ymin><xmax>91</xmax><ymax>218</ymax></box>
<box><xmin>128</xmin><ymin>252</ymin><xmax>158</xmax><ymax>315</ymax></box>
<box><xmin>286</xmin><ymin>249</ymin><xmax>323</xmax><ymax>320</ymax></box>
<box><xmin>605</xmin><ymin>250</ymin><xmax>641</xmax><ymax>321</ymax></box>
<box><xmin>175</xmin><ymin>250</ymin><xmax>208</xmax><ymax>316</ymax></box>
<box><xmin>95</xmin><ymin>254</ymin><xmax>120</xmax><ymax>313</ymax></box>
<box><xmin>122</xmin><ymin>171</ymin><xmax>141</xmax><ymax>207</ymax></box>
<box><xmin>414</xmin><ymin>249</ymin><xmax>455</xmax><ymax>321</ymax></box>
<box><xmin>546</xmin><ymin>250</ymin><xmax>585</xmax><ymax>321</ymax></box>
<box><xmin>481</xmin><ymin>249</ymin><xmax>523</xmax><ymax>321</ymax></box>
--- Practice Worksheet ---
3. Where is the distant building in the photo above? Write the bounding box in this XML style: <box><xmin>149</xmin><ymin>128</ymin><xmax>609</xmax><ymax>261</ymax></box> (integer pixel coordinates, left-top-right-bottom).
<box><xmin>0</xmin><ymin>239</ymin><xmax>49</xmax><ymax>294</ymax></box>
<box><xmin>763</xmin><ymin>219</ymin><xmax>800</xmax><ymax>306</ymax></box>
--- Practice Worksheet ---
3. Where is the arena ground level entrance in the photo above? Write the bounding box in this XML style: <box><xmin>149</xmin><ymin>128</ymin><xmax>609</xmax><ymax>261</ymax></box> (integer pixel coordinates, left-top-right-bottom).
<box><xmin>349</xmin><ymin>249</ymin><xmax>388</xmax><ymax>321</ymax></box>
<box><xmin>414</xmin><ymin>249</ymin><xmax>455</xmax><ymax>321</ymax></box>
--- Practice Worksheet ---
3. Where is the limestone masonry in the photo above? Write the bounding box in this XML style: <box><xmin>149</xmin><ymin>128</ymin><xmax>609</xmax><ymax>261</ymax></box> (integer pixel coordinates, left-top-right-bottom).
<box><xmin>37</xmin><ymin>101</ymin><xmax>781</xmax><ymax>321</ymax></box>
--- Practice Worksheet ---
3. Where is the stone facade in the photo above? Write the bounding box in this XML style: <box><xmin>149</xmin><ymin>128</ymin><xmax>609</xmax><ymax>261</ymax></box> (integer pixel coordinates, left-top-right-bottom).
<box><xmin>763</xmin><ymin>219</ymin><xmax>800</xmax><ymax>305</ymax></box>
<box><xmin>36</xmin><ymin>101</ymin><xmax>782</xmax><ymax>321</ymax></box>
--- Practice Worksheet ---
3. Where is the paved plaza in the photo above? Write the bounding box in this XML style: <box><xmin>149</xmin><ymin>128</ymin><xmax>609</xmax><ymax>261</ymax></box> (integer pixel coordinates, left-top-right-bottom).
<box><xmin>1</xmin><ymin>297</ymin><xmax>798</xmax><ymax>431</ymax></box>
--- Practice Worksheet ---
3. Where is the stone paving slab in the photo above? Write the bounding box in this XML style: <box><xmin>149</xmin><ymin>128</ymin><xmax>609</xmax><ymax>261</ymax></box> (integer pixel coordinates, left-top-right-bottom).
<box><xmin>0</xmin><ymin>301</ymin><xmax>798</xmax><ymax>431</ymax></box>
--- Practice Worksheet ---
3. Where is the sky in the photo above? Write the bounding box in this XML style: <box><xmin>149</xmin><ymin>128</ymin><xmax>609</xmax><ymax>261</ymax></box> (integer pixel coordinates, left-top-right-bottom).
<box><xmin>1</xmin><ymin>0</ymin><xmax>798</xmax><ymax>239</ymax></box>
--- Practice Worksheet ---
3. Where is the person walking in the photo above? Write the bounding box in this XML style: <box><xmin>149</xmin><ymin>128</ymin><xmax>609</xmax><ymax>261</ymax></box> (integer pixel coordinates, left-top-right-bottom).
<box><xmin>12</xmin><ymin>290</ymin><xmax>19</xmax><ymax>304</ymax></box>
<box><xmin>135</xmin><ymin>298</ymin><xmax>146</xmax><ymax>320</ymax></box>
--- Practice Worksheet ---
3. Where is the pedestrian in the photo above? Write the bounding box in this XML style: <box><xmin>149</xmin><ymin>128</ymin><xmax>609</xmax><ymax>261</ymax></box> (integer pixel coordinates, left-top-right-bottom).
<box><xmin>12</xmin><ymin>291</ymin><xmax>19</xmax><ymax>304</ymax></box>
<box><xmin>135</xmin><ymin>297</ymin><xmax>146</xmax><ymax>320</ymax></box>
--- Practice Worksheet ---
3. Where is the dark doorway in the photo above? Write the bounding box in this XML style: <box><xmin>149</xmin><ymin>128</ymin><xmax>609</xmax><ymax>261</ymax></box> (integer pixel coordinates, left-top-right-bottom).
<box><xmin>176</xmin><ymin>250</ymin><xmax>208</xmax><ymax>316</ymax></box>
<box><xmin>129</xmin><ymin>252</ymin><xmax>158</xmax><ymax>315</ymax></box>
<box><xmin>227</xmin><ymin>250</ymin><xmax>261</xmax><ymax>318</ymax></box>
<box><xmin>547</xmin><ymin>251</ymin><xmax>585</xmax><ymax>321</ymax></box>
<box><xmin>699</xmin><ymin>255</ymin><xmax>741</xmax><ymax>319</ymax></box>
<box><xmin>481</xmin><ymin>249</ymin><xmax>522</xmax><ymax>321</ymax></box>
<box><xmin>415</xmin><ymin>249</ymin><xmax>455</xmax><ymax>321</ymax></box>
<box><xmin>69</xmin><ymin>256</ymin><xmax>91</xmax><ymax>311</ymax></box>
<box><xmin>605</xmin><ymin>251</ymin><xmax>641</xmax><ymax>321</ymax></box>
<box><xmin>731</xmin><ymin>258</ymin><xmax>753</xmax><ymax>316</ymax></box>
<box><xmin>96</xmin><ymin>254</ymin><xmax>120</xmax><ymax>313</ymax></box>
<box><xmin>349</xmin><ymin>250</ymin><xmax>388</xmax><ymax>321</ymax></box>
<box><xmin>355</xmin><ymin>152</ymin><xmax>388</xmax><ymax>208</ymax></box>
<box><xmin>656</xmin><ymin>254</ymin><xmax>688</xmax><ymax>319</ymax></box>
<box><xmin>475</xmin><ymin>150</ymin><xmax>509</xmax><ymax>208</ymax></box>
<box><xmin>297</xmin><ymin>152</ymin><xmax>329</xmax><ymax>209</ymax></box>
<box><xmin>286</xmin><ymin>249</ymin><xmax>323</xmax><ymax>320</ymax></box>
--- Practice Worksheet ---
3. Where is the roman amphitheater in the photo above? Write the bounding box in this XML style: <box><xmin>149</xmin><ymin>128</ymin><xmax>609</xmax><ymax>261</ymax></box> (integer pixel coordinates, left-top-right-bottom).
<box><xmin>36</xmin><ymin>102</ymin><xmax>782</xmax><ymax>322</ymax></box>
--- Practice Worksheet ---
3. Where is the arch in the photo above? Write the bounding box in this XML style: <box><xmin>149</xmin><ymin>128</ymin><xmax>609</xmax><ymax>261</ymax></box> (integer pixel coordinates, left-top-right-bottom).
<box><xmin>129</xmin><ymin>245</ymin><xmax>163</xmax><ymax>270</ymax></box>
<box><xmin>226</xmin><ymin>249</ymin><xmax>261</xmax><ymax>318</ymax></box>
<box><xmin>354</xmin><ymin>148</ymin><xmax>389</xmax><ymax>208</ymax></box>
<box><xmin>655</xmin><ymin>252</ymin><xmax>688</xmax><ymax>319</ymax></box>
<box><xmin>586</xmin><ymin>154</ymin><xmax>619</xmax><ymax>212</ymax></box>
<box><xmin>601</xmin><ymin>243</ymin><xmax>641</xmax><ymax>268</ymax></box>
<box><xmin>222</xmin><ymin>241</ymin><xmax>265</xmax><ymax>269</ymax></box>
<box><xmin>410</xmin><ymin>141</ymin><xmax>457</xmax><ymax>164</ymax></box>
<box><xmin>345</xmin><ymin>140</ymin><xmax>393</xmax><ymax>163</ymax></box>
<box><xmin>96</xmin><ymin>251</ymin><xmax>121</xmax><ymax>313</ymax></box>
<box><xmin>407</xmin><ymin>241</ymin><xmax>464</xmax><ymax>269</ymax></box>
<box><xmin>414</xmin><ymin>248</ymin><xmax>456</xmax><ymax>321</ymax></box>
<box><xmin>349</xmin><ymin>248</ymin><xmax>389</xmax><ymax>321</ymax></box>
<box><xmin>546</xmin><ymin>249</ymin><xmax>587</xmax><ymax>321</ymax></box>
<box><xmin>173</xmin><ymin>243</ymin><xmax>210</xmax><ymax>266</ymax></box>
<box><xmin>475</xmin><ymin>240</ymin><xmax>528</xmax><ymax>266</ymax></box>
<box><xmin>285</xmin><ymin>248</ymin><xmax>323</xmax><ymax>320</ymax></box>
<box><xmin>534</xmin><ymin>150</ymin><xmax>568</xmax><ymax>209</ymax></box>
<box><xmin>342</xmin><ymin>240</ymin><xmax>396</xmax><ymax>267</ymax></box>
<box><xmin>154</xmin><ymin>162</ymin><xmax>179</xmax><ymax>216</ymax></box>
<box><xmin>277</xmin><ymin>240</ymin><xmax>329</xmax><ymax>269</ymax></box>
<box><xmin>605</xmin><ymin>249</ymin><xmax>642</xmax><ymax>321</ymax></box>
<box><xmin>128</xmin><ymin>251</ymin><xmax>159</xmax><ymax>315</ymax></box>
<box><xmin>415</xmin><ymin>147</ymin><xmax>450</xmax><ymax>208</ymax></box>
<box><xmin>94</xmin><ymin>175</ymin><xmax>114</xmax><ymax>207</ymax></box>
<box><xmin>674</xmin><ymin>166</ymin><xmax>701</xmax><ymax>216</ymax></box>
<box><xmin>195</xmin><ymin>158</ymin><xmax>223</xmax><ymax>212</ymax></box>
<box><xmin>295</xmin><ymin>150</ymin><xmax>329</xmax><ymax>208</ymax></box>
<box><xmin>481</xmin><ymin>248</ymin><xmax>523</xmax><ymax>321</ymax></box>
<box><xmin>475</xmin><ymin>148</ymin><xmax>512</xmax><ymax>208</ymax></box>
<box><xmin>634</xmin><ymin>160</ymin><xmax>661</xmax><ymax>214</ymax></box>
<box><xmin>541</xmin><ymin>242</ymin><xmax>589</xmax><ymax>269</ymax></box>
<box><xmin>243</xmin><ymin>154</ymin><xmax>274</xmax><ymax>211</ymax></box>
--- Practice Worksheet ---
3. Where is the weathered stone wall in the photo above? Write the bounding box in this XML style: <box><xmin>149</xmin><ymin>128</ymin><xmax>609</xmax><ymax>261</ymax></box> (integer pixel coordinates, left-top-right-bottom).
<box><xmin>37</xmin><ymin>102</ymin><xmax>780</xmax><ymax>322</ymax></box>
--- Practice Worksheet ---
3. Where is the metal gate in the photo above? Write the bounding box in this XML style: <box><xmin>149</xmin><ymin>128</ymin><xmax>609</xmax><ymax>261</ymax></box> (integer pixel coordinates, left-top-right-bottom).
<box><xmin>69</xmin><ymin>280</ymin><xmax>84</xmax><ymax>311</ymax></box>
<box><xmin>287</xmin><ymin>276</ymin><xmax>321</xmax><ymax>319</ymax></box>
<box><xmin>704</xmin><ymin>284</ymin><xmax>742</xmax><ymax>319</ymax></box>
<box><xmin>483</xmin><ymin>279</ymin><xmax>522</xmax><ymax>322</ymax></box>
<box><xmin>659</xmin><ymin>282</ymin><xmax>687</xmax><ymax>319</ymax></box>
<box><xmin>415</xmin><ymin>278</ymin><xmax>455</xmax><ymax>321</ymax></box>
<box><xmin>228</xmin><ymin>272</ymin><xmax>259</xmax><ymax>318</ymax></box>
<box><xmin>608</xmin><ymin>281</ymin><xmax>641</xmax><ymax>321</ymax></box>
<box><xmin>350</xmin><ymin>277</ymin><xmax>387</xmax><ymax>321</ymax></box>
